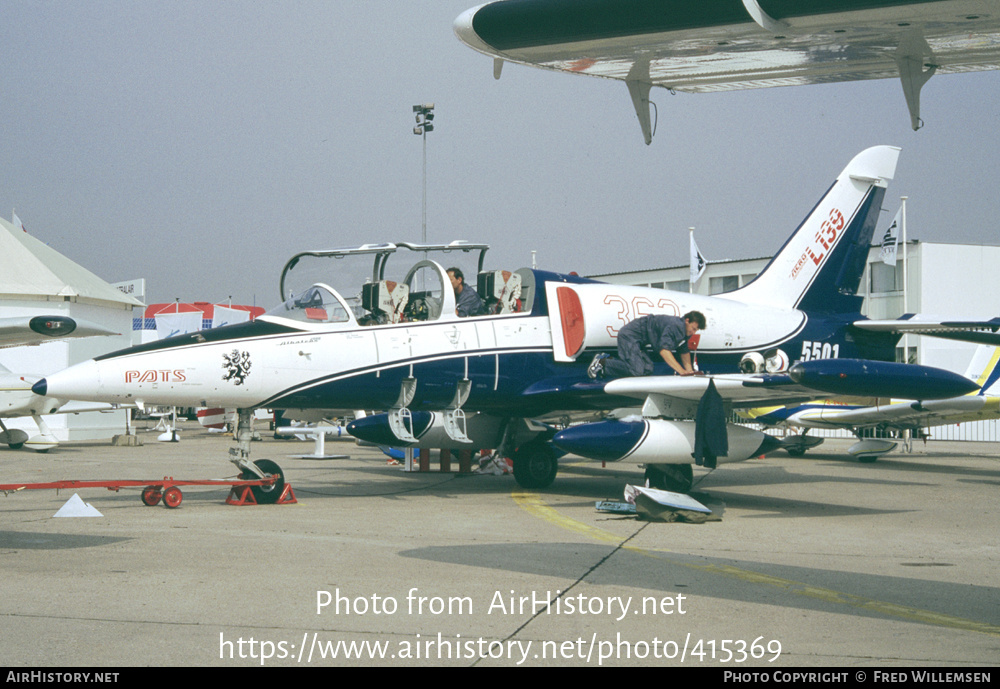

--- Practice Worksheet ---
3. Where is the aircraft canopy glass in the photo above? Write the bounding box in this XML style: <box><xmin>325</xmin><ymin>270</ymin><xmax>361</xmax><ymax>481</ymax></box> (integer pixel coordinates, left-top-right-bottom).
<box><xmin>264</xmin><ymin>284</ymin><xmax>358</xmax><ymax>324</ymax></box>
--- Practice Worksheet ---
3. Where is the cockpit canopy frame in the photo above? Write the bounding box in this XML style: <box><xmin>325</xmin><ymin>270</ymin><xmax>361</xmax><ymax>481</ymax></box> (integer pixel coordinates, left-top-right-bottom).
<box><xmin>279</xmin><ymin>241</ymin><xmax>489</xmax><ymax>302</ymax></box>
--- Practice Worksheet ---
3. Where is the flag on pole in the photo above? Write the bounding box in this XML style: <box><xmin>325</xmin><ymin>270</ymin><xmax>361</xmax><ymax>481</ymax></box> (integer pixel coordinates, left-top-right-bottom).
<box><xmin>212</xmin><ymin>305</ymin><xmax>250</xmax><ymax>329</ymax></box>
<box><xmin>690</xmin><ymin>229</ymin><xmax>706</xmax><ymax>286</ymax></box>
<box><xmin>879</xmin><ymin>206</ymin><xmax>902</xmax><ymax>266</ymax></box>
<box><xmin>154</xmin><ymin>311</ymin><xmax>203</xmax><ymax>340</ymax></box>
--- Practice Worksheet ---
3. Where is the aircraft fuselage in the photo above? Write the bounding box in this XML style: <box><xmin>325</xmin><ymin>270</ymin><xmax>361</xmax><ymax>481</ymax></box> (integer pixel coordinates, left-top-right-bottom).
<box><xmin>33</xmin><ymin>271</ymin><xmax>896</xmax><ymax>417</ymax></box>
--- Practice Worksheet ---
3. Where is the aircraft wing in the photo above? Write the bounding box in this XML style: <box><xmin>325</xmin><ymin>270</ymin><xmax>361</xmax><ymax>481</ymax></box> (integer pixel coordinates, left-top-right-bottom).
<box><xmin>853</xmin><ymin>316</ymin><xmax>1000</xmax><ymax>346</ymax></box>
<box><xmin>519</xmin><ymin>359</ymin><xmax>980</xmax><ymax>416</ymax></box>
<box><xmin>604</xmin><ymin>372</ymin><xmax>818</xmax><ymax>409</ymax></box>
<box><xmin>745</xmin><ymin>395</ymin><xmax>1000</xmax><ymax>431</ymax></box>
<box><xmin>455</xmin><ymin>0</ymin><xmax>1000</xmax><ymax>140</ymax></box>
<box><xmin>603</xmin><ymin>358</ymin><xmax>981</xmax><ymax>409</ymax></box>
<box><xmin>0</xmin><ymin>316</ymin><xmax>119</xmax><ymax>349</ymax></box>
<box><xmin>548</xmin><ymin>360</ymin><xmax>979</xmax><ymax>468</ymax></box>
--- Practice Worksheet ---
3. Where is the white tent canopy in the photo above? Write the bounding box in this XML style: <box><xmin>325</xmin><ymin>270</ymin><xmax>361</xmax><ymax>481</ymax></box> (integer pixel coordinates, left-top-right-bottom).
<box><xmin>0</xmin><ymin>215</ymin><xmax>141</xmax><ymax>309</ymax></box>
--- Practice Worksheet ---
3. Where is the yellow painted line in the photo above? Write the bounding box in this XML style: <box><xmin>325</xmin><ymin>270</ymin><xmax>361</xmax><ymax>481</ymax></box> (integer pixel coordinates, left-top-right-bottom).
<box><xmin>512</xmin><ymin>492</ymin><xmax>624</xmax><ymax>545</ymax></box>
<box><xmin>513</xmin><ymin>492</ymin><xmax>1000</xmax><ymax>638</ymax></box>
<box><xmin>689</xmin><ymin>564</ymin><xmax>1000</xmax><ymax>637</ymax></box>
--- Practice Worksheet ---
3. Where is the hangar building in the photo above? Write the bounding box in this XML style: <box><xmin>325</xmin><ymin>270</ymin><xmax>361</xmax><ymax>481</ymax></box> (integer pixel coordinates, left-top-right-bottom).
<box><xmin>0</xmin><ymin>215</ymin><xmax>142</xmax><ymax>441</ymax></box>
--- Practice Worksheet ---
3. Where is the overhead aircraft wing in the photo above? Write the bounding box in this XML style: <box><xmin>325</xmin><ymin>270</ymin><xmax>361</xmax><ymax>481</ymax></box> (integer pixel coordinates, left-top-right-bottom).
<box><xmin>0</xmin><ymin>316</ymin><xmax>119</xmax><ymax>349</ymax></box>
<box><xmin>853</xmin><ymin>316</ymin><xmax>1000</xmax><ymax>346</ymax></box>
<box><xmin>455</xmin><ymin>0</ymin><xmax>1000</xmax><ymax>141</ymax></box>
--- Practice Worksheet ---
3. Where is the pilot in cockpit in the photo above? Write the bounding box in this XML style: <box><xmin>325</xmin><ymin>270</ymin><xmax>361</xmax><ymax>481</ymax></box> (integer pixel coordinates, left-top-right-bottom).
<box><xmin>447</xmin><ymin>267</ymin><xmax>484</xmax><ymax>318</ymax></box>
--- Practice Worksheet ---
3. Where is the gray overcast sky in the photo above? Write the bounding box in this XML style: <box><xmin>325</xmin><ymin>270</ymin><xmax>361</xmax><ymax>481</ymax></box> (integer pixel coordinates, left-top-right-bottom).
<box><xmin>2</xmin><ymin>1</ymin><xmax>998</xmax><ymax>307</ymax></box>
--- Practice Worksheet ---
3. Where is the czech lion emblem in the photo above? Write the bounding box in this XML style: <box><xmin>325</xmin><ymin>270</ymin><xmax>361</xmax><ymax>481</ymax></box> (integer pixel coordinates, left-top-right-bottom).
<box><xmin>222</xmin><ymin>349</ymin><xmax>251</xmax><ymax>386</ymax></box>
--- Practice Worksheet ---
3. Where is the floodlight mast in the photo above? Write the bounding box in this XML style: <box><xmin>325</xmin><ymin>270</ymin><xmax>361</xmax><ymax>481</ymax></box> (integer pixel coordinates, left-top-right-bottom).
<box><xmin>412</xmin><ymin>103</ymin><xmax>435</xmax><ymax>245</ymax></box>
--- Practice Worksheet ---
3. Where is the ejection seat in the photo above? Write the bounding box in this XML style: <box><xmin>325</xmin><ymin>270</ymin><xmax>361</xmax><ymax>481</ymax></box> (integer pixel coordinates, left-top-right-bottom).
<box><xmin>361</xmin><ymin>280</ymin><xmax>409</xmax><ymax>324</ymax></box>
<box><xmin>478</xmin><ymin>270</ymin><xmax>522</xmax><ymax>314</ymax></box>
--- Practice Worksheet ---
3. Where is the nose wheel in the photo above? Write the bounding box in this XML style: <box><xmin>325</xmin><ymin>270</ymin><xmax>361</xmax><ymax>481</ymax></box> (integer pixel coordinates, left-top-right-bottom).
<box><xmin>240</xmin><ymin>459</ymin><xmax>286</xmax><ymax>504</ymax></box>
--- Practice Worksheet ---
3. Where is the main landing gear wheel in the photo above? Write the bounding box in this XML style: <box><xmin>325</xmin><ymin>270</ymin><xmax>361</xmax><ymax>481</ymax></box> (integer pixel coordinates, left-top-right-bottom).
<box><xmin>644</xmin><ymin>464</ymin><xmax>694</xmax><ymax>493</ymax></box>
<box><xmin>511</xmin><ymin>442</ymin><xmax>558</xmax><ymax>489</ymax></box>
<box><xmin>162</xmin><ymin>486</ymin><xmax>183</xmax><ymax>508</ymax></box>
<box><xmin>857</xmin><ymin>455</ymin><xmax>878</xmax><ymax>464</ymax></box>
<box><xmin>241</xmin><ymin>459</ymin><xmax>285</xmax><ymax>504</ymax></box>
<box><xmin>785</xmin><ymin>448</ymin><xmax>807</xmax><ymax>457</ymax></box>
<box><xmin>141</xmin><ymin>487</ymin><xmax>162</xmax><ymax>506</ymax></box>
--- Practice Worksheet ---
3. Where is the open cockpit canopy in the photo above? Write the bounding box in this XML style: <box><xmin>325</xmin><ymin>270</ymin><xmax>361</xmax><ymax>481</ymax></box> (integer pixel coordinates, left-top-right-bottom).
<box><xmin>270</xmin><ymin>241</ymin><xmax>533</xmax><ymax>326</ymax></box>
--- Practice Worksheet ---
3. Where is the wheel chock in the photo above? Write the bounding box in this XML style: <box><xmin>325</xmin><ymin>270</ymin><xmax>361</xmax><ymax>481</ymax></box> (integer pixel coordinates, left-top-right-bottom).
<box><xmin>275</xmin><ymin>483</ymin><xmax>297</xmax><ymax>504</ymax></box>
<box><xmin>225</xmin><ymin>482</ymin><xmax>296</xmax><ymax>505</ymax></box>
<box><xmin>226</xmin><ymin>486</ymin><xmax>258</xmax><ymax>506</ymax></box>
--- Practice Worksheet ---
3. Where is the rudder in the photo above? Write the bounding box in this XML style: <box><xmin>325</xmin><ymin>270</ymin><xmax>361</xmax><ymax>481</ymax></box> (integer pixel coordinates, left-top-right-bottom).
<box><xmin>728</xmin><ymin>146</ymin><xmax>900</xmax><ymax>314</ymax></box>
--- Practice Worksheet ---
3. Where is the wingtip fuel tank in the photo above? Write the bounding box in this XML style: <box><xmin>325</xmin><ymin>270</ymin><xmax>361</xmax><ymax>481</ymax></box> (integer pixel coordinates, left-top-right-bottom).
<box><xmin>788</xmin><ymin>360</ymin><xmax>980</xmax><ymax>400</ymax></box>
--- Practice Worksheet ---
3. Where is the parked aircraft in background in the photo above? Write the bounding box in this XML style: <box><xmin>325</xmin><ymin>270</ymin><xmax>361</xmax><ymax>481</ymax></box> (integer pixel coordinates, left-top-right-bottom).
<box><xmin>31</xmin><ymin>146</ymin><xmax>986</xmax><ymax>492</ymax></box>
<box><xmin>0</xmin><ymin>316</ymin><xmax>121</xmax><ymax>451</ymax></box>
<box><xmin>0</xmin><ymin>363</ymin><xmax>65</xmax><ymax>451</ymax></box>
<box><xmin>0</xmin><ymin>315</ymin><xmax>117</xmax><ymax>349</ymax></box>
<box><xmin>854</xmin><ymin>314</ymin><xmax>1000</xmax><ymax>346</ymax></box>
<box><xmin>740</xmin><ymin>344</ymin><xmax>1000</xmax><ymax>461</ymax></box>
<box><xmin>455</xmin><ymin>0</ymin><xmax>1000</xmax><ymax>142</ymax></box>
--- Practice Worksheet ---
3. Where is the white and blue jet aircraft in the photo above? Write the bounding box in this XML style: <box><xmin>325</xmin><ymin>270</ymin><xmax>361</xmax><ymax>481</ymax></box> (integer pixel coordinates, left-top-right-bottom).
<box><xmin>1</xmin><ymin>315</ymin><xmax>121</xmax><ymax>451</ymax></box>
<box><xmin>32</xmin><ymin>146</ymin><xmax>982</xmax><ymax>495</ymax></box>
<box><xmin>455</xmin><ymin>0</ymin><xmax>1000</xmax><ymax>142</ymax></box>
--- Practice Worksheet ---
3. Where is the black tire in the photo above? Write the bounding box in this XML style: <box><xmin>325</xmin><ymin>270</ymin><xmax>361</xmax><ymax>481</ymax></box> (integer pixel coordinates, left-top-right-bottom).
<box><xmin>8</xmin><ymin>442</ymin><xmax>24</xmax><ymax>451</ymax></box>
<box><xmin>511</xmin><ymin>443</ymin><xmax>558</xmax><ymax>489</ymax></box>
<box><xmin>644</xmin><ymin>464</ymin><xmax>694</xmax><ymax>493</ymax></box>
<box><xmin>242</xmin><ymin>459</ymin><xmax>285</xmax><ymax>504</ymax></box>
<box><xmin>857</xmin><ymin>455</ymin><xmax>878</xmax><ymax>464</ymax></box>
<box><xmin>785</xmin><ymin>448</ymin><xmax>806</xmax><ymax>457</ymax></box>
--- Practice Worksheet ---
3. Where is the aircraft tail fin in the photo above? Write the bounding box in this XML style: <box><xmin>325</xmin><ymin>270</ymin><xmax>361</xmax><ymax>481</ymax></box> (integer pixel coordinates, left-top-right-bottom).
<box><xmin>727</xmin><ymin>146</ymin><xmax>900</xmax><ymax>314</ymax></box>
<box><xmin>964</xmin><ymin>345</ymin><xmax>1000</xmax><ymax>395</ymax></box>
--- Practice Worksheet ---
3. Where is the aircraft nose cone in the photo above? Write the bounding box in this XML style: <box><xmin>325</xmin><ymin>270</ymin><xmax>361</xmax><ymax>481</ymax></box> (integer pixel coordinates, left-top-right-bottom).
<box><xmin>787</xmin><ymin>362</ymin><xmax>805</xmax><ymax>384</ymax></box>
<box><xmin>31</xmin><ymin>378</ymin><xmax>48</xmax><ymax>397</ymax></box>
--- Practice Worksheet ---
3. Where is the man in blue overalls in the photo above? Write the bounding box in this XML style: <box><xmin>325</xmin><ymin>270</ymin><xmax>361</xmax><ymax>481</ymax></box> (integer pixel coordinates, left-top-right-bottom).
<box><xmin>588</xmin><ymin>311</ymin><xmax>706</xmax><ymax>379</ymax></box>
